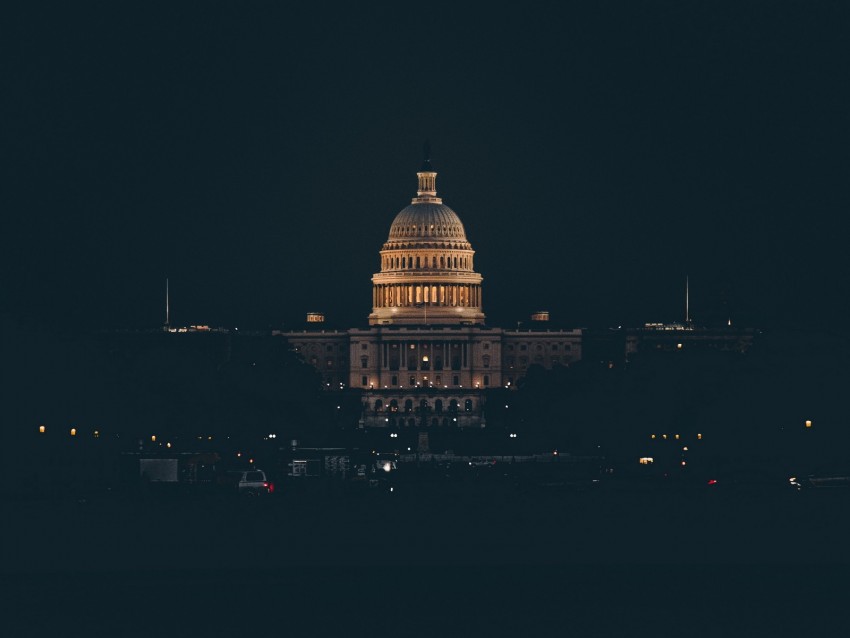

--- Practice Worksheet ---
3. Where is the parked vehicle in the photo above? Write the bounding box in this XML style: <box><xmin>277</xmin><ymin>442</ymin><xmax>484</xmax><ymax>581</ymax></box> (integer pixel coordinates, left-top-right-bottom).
<box><xmin>789</xmin><ymin>472</ymin><xmax>850</xmax><ymax>490</ymax></box>
<box><xmin>217</xmin><ymin>469</ymin><xmax>275</xmax><ymax>495</ymax></box>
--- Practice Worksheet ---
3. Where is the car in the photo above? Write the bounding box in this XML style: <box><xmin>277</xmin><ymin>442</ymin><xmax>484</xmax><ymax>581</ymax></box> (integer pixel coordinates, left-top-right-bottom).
<box><xmin>219</xmin><ymin>469</ymin><xmax>275</xmax><ymax>496</ymax></box>
<box><xmin>789</xmin><ymin>472</ymin><xmax>850</xmax><ymax>490</ymax></box>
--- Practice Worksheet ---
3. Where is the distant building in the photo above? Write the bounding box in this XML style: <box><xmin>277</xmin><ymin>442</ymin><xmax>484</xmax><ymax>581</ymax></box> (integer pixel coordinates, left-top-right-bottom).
<box><xmin>625</xmin><ymin>323</ymin><xmax>756</xmax><ymax>358</ymax></box>
<box><xmin>281</xmin><ymin>153</ymin><xmax>582</xmax><ymax>428</ymax></box>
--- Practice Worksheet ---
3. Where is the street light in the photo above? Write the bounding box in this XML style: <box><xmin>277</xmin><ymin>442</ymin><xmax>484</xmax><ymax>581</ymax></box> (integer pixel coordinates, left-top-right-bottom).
<box><xmin>39</xmin><ymin>425</ymin><xmax>45</xmax><ymax>434</ymax></box>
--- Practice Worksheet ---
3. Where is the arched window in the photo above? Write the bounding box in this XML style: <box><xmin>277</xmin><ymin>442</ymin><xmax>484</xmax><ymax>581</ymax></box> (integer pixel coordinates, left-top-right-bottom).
<box><xmin>435</xmin><ymin>399</ymin><xmax>443</xmax><ymax>413</ymax></box>
<box><xmin>416</xmin><ymin>256</ymin><xmax>421</xmax><ymax>268</ymax></box>
<box><xmin>404</xmin><ymin>399</ymin><xmax>413</xmax><ymax>413</ymax></box>
<box><xmin>449</xmin><ymin>399</ymin><xmax>459</xmax><ymax>413</ymax></box>
<box><xmin>483</xmin><ymin>375</ymin><xmax>490</xmax><ymax>386</ymax></box>
<box><xmin>464</xmin><ymin>399</ymin><xmax>473</xmax><ymax>412</ymax></box>
<box><xmin>440</xmin><ymin>256</ymin><xmax>445</xmax><ymax>268</ymax></box>
<box><xmin>402</xmin><ymin>256</ymin><xmax>406</xmax><ymax>268</ymax></box>
<box><xmin>420</xmin><ymin>398</ymin><xmax>429</xmax><ymax>411</ymax></box>
<box><xmin>432</xmin><ymin>256</ymin><xmax>437</xmax><ymax>268</ymax></box>
<box><xmin>374</xmin><ymin>399</ymin><xmax>383</xmax><ymax>411</ymax></box>
<box><xmin>389</xmin><ymin>399</ymin><xmax>398</xmax><ymax>412</ymax></box>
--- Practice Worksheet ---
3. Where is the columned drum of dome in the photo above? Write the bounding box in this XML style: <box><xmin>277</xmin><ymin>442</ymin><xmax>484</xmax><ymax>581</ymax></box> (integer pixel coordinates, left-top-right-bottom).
<box><xmin>369</xmin><ymin>163</ymin><xmax>485</xmax><ymax>326</ymax></box>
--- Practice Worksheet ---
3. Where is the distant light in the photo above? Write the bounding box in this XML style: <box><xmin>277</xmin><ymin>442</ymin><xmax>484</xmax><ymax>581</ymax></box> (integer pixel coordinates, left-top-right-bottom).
<box><xmin>553</xmin><ymin>450</ymin><xmax>559</xmax><ymax>456</ymax></box>
<box><xmin>805</xmin><ymin>420</ymin><xmax>812</xmax><ymax>429</ymax></box>
<box><xmin>237</xmin><ymin>452</ymin><xmax>241</xmax><ymax>457</ymax></box>
<box><xmin>677</xmin><ymin>343</ymin><xmax>683</xmax><ymax>350</ymax></box>
<box><xmin>70</xmin><ymin>428</ymin><xmax>76</xmax><ymax>437</ymax></box>
<box><xmin>681</xmin><ymin>461</ymin><xmax>687</xmax><ymax>466</ymax></box>
<box><xmin>674</xmin><ymin>434</ymin><xmax>680</xmax><ymax>440</ymax></box>
<box><xmin>39</xmin><ymin>425</ymin><xmax>45</xmax><ymax>434</ymax></box>
<box><xmin>639</xmin><ymin>457</ymin><xmax>653</xmax><ymax>465</ymax></box>
<box><xmin>697</xmin><ymin>433</ymin><xmax>702</xmax><ymax>440</ymax></box>
<box><xmin>683</xmin><ymin>446</ymin><xmax>688</xmax><ymax>451</ymax></box>
<box><xmin>166</xmin><ymin>442</ymin><xmax>171</xmax><ymax>448</ymax></box>
<box><xmin>662</xmin><ymin>434</ymin><xmax>668</xmax><ymax>440</ymax></box>
<box><xmin>249</xmin><ymin>458</ymin><xmax>254</xmax><ymax>464</ymax></box>
<box><xmin>93</xmin><ymin>430</ymin><xmax>100</xmax><ymax>438</ymax></box>
<box><xmin>651</xmin><ymin>434</ymin><xmax>656</xmax><ymax>439</ymax></box>
<box><xmin>707</xmin><ymin>479</ymin><xmax>717</xmax><ymax>485</ymax></box>
<box><xmin>151</xmin><ymin>435</ymin><xmax>156</xmax><ymax>442</ymax></box>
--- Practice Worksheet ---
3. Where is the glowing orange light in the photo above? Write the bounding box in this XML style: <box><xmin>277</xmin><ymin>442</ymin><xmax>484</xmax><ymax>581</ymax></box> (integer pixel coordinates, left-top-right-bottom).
<box><xmin>39</xmin><ymin>425</ymin><xmax>45</xmax><ymax>434</ymax></box>
<box><xmin>70</xmin><ymin>428</ymin><xmax>76</xmax><ymax>436</ymax></box>
<box><xmin>805</xmin><ymin>420</ymin><xmax>812</xmax><ymax>429</ymax></box>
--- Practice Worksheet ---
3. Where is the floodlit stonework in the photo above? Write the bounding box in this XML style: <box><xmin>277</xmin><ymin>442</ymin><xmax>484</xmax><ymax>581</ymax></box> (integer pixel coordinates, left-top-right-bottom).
<box><xmin>368</xmin><ymin>159</ymin><xmax>485</xmax><ymax>326</ymax></box>
<box><xmin>282</xmin><ymin>155</ymin><xmax>582</xmax><ymax>429</ymax></box>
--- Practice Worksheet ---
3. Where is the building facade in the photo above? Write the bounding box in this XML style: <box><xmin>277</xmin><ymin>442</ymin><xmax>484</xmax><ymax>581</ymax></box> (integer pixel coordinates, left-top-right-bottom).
<box><xmin>282</xmin><ymin>156</ymin><xmax>582</xmax><ymax>428</ymax></box>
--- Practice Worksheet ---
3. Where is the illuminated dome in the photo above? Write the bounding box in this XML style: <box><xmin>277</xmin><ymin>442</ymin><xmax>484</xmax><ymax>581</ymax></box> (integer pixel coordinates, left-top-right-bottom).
<box><xmin>369</xmin><ymin>153</ymin><xmax>485</xmax><ymax>326</ymax></box>
<box><xmin>387</xmin><ymin>203</ymin><xmax>469</xmax><ymax>243</ymax></box>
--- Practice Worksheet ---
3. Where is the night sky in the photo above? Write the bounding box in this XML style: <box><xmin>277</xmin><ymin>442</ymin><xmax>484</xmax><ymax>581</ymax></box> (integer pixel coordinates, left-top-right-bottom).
<box><xmin>4</xmin><ymin>2</ymin><xmax>846</xmax><ymax>332</ymax></box>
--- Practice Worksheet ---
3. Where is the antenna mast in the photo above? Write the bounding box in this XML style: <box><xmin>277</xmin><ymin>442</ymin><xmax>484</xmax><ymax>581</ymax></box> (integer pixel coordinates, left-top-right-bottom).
<box><xmin>685</xmin><ymin>276</ymin><xmax>690</xmax><ymax>325</ymax></box>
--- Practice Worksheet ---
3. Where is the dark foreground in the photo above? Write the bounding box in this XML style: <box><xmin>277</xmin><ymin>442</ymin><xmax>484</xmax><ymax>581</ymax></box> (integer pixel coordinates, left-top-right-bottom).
<box><xmin>5</xmin><ymin>479</ymin><xmax>850</xmax><ymax>636</ymax></box>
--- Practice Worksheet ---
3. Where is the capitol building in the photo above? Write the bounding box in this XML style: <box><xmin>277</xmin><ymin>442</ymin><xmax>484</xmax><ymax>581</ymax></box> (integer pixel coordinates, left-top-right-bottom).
<box><xmin>282</xmin><ymin>153</ymin><xmax>582</xmax><ymax>429</ymax></box>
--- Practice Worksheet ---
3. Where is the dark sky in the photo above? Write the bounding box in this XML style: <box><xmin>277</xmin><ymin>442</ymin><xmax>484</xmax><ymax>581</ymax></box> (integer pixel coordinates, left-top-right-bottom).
<box><xmin>3</xmin><ymin>2</ymin><xmax>847</xmax><ymax>331</ymax></box>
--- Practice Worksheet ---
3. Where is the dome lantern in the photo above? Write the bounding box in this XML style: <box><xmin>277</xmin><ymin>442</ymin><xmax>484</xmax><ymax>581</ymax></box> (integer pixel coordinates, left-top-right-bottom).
<box><xmin>414</xmin><ymin>141</ymin><xmax>441</xmax><ymax>204</ymax></box>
